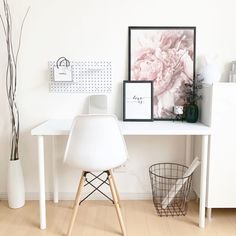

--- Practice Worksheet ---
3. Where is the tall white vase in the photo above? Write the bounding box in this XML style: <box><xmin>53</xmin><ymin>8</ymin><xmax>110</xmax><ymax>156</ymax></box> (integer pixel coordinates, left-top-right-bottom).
<box><xmin>7</xmin><ymin>159</ymin><xmax>25</xmax><ymax>208</ymax></box>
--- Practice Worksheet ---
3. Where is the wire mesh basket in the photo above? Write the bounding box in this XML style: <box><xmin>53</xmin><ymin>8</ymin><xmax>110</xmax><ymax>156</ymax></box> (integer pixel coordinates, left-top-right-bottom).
<box><xmin>149</xmin><ymin>163</ymin><xmax>192</xmax><ymax>217</ymax></box>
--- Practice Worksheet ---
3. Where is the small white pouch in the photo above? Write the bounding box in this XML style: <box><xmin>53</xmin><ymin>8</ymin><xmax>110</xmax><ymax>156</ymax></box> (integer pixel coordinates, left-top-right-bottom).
<box><xmin>53</xmin><ymin>65</ymin><xmax>72</xmax><ymax>82</ymax></box>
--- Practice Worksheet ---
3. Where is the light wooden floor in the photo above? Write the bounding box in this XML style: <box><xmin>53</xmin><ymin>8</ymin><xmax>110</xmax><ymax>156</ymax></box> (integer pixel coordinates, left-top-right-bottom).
<box><xmin>1</xmin><ymin>200</ymin><xmax>236</xmax><ymax>236</ymax></box>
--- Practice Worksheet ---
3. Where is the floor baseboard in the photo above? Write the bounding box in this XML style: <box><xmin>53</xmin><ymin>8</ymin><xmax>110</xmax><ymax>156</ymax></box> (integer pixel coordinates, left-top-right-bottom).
<box><xmin>0</xmin><ymin>191</ymin><xmax>196</xmax><ymax>201</ymax></box>
<box><xmin>0</xmin><ymin>192</ymin><xmax>153</xmax><ymax>201</ymax></box>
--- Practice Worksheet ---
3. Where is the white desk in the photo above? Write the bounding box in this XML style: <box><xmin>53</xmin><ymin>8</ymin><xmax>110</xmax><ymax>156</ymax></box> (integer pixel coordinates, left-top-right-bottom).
<box><xmin>31</xmin><ymin>119</ymin><xmax>211</xmax><ymax>230</ymax></box>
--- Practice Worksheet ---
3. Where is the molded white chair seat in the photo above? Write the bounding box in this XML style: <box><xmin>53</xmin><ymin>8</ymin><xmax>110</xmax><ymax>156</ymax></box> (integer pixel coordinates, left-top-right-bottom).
<box><xmin>64</xmin><ymin>114</ymin><xmax>128</xmax><ymax>236</ymax></box>
<box><xmin>64</xmin><ymin>114</ymin><xmax>128</xmax><ymax>171</ymax></box>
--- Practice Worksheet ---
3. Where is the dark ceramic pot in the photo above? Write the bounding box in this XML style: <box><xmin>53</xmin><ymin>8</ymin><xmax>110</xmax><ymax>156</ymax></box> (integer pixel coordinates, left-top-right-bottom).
<box><xmin>185</xmin><ymin>103</ymin><xmax>198</xmax><ymax>123</ymax></box>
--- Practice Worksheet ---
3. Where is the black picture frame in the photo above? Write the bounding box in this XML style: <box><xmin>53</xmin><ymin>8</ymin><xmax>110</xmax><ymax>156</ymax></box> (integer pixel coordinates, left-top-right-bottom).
<box><xmin>128</xmin><ymin>26</ymin><xmax>196</xmax><ymax>120</ymax></box>
<box><xmin>123</xmin><ymin>81</ymin><xmax>153</xmax><ymax>121</ymax></box>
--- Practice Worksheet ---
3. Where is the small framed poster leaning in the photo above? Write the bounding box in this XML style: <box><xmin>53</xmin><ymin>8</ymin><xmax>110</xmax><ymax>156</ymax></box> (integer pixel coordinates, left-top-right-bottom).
<box><xmin>123</xmin><ymin>81</ymin><xmax>153</xmax><ymax>121</ymax></box>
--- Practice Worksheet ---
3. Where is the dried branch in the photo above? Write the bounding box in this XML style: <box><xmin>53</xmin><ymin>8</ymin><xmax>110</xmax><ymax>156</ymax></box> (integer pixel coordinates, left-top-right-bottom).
<box><xmin>181</xmin><ymin>74</ymin><xmax>204</xmax><ymax>105</ymax></box>
<box><xmin>0</xmin><ymin>0</ymin><xmax>30</xmax><ymax>161</ymax></box>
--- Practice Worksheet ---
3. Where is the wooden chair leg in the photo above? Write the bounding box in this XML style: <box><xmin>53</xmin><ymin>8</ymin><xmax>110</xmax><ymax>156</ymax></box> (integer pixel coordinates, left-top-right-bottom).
<box><xmin>74</xmin><ymin>171</ymin><xmax>85</xmax><ymax>208</ymax></box>
<box><xmin>109</xmin><ymin>170</ymin><xmax>121</xmax><ymax>208</ymax></box>
<box><xmin>108</xmin><ymin>171</ymin><xmax>126</xmax><ymax>236</ymax></box>
<box><xmin>67</xmin><ymin>172</ymin><xmax>85</xmax><ymax>236</ymax></box>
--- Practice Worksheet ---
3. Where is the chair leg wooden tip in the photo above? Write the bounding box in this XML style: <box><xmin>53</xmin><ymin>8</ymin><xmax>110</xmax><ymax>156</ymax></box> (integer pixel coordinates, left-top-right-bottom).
<box><xmin>66</xmin><ymin>173</ymin><xmax>85</xmax><ymax>236</ymax></box>
<box><xmin>108</xmin><ymin>171</ymin><xmax>126</xmax><ymax>236</ymax></box>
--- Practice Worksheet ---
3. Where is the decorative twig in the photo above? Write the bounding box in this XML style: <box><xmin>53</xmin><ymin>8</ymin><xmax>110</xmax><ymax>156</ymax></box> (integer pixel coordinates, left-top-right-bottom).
<box><xmin>0</xmin><ymin>0</ymin><xmax>30</xmax><ymax>161</ymax></box>
<box><xmin>181</xmin><ymin>74</ymin><xmax>204</xmax><ymax>105</ymax></box>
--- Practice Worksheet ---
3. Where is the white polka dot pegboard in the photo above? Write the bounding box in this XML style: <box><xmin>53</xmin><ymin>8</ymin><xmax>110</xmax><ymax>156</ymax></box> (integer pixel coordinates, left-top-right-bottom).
<box><xmin>48</xmin><ymin>61</ymin><xmax>112</xmax><ymax>93</ymax></box>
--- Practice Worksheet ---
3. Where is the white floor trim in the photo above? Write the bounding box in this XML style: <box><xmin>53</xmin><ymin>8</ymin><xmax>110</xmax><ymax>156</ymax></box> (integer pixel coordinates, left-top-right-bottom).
<box><xmin>0</xmin><ymin>191</ymin><xmax>196</xmax><ymax>201</ymax></box>
<box><xmin>0</xmin><ymin>192</ymin><xmax>153</xmax><ymax>201</ymax></box>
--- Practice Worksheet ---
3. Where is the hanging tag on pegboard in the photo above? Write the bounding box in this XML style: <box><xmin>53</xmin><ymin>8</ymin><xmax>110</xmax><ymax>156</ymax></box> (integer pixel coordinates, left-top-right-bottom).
<box><xmin>53</xmin><ymin>57</ymin><xmax>73</xmax><ymax>82</ymax></box>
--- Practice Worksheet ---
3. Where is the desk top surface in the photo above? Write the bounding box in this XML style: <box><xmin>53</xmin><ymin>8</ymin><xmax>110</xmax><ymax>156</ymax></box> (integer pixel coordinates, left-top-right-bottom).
<box><xmin>31</xmin><ymin>119</ymin><xmax>211</xmax><ymax>136</ymax></box>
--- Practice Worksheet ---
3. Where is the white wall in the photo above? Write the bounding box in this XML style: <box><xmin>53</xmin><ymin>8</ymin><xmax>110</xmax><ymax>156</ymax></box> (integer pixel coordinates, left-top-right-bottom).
<box><xmin>1</xmin><ymin>0</ymin><xmax>236</xmax><ymax>200</ymax></box>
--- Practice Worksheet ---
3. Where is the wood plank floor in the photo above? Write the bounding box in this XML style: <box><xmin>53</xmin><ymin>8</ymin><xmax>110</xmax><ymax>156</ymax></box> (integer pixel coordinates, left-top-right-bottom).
<box><xmin>0</xmin><ymin>200</ymin><xmax>236</xmax><ymax>236</ymax></box>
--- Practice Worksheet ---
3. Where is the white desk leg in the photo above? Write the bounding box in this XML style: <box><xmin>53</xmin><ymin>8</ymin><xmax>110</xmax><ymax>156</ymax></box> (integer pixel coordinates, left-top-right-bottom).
<box><xmin>52</xmin><ymin>136</ymin><xmax>59</xmax><ymax>203</ymax></box>
<box><xmin>185</xmin><ymin>136</ymin><xmax>192</xmax><ymax>166</ymax></box>
<box><xmin>199</xmin><ymin>135</ymin><xmax>209</xmax><ymax>228</ymax></box>
<box><xmin>38</xmin><ymin>136</ymin><xmax>46</xmax><ymax>230</ymax></box>
<box><xmin>207</xmin><ymin>208</ymin><xmax>212</xmax><ymax>221</ymax></box>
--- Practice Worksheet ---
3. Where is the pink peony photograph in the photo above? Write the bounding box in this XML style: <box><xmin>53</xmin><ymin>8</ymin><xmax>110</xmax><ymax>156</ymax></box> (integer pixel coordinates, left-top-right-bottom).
<box><xmin>129</xmin><ymin>27</ymin><xmax>196</xmax><ymax>120</ymax></box>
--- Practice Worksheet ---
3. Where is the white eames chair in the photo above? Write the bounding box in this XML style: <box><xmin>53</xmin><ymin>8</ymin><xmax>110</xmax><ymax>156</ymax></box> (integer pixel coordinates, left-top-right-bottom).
<box><xmin>64</xmin><ymin>115</ymin><xmax>128</xmax><ymax>236</ymax></box>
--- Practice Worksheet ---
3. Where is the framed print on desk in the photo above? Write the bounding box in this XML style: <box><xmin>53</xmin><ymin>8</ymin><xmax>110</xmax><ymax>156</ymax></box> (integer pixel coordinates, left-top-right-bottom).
<box><xmin>123</xmin><ymin>81</ymin><xmax>153</xmax><ymax>121</ymax></box>
<box><xmin>128</xmin><ymin>26</ymin><xmax>196</xmax><ymax>120</ymax></box>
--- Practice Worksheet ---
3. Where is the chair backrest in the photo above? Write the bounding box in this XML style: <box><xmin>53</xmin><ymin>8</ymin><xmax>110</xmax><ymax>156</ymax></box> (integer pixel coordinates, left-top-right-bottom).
<box><xmin>64</xmin><ymin>114</ymin><xmax>128</xmax><ymax>171</ymax></box>
<box><xmin>88</xmin><ymin>95</ymin><xmax>107</xmax><ymax>114</ymax></box>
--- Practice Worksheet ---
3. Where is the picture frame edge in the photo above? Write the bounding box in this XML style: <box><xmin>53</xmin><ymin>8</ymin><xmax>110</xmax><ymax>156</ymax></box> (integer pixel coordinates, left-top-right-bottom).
<box><xmin>128</xmin><ymin>26</ymin><xmax>196</xmax><ymax>121</ymax></box>
<box><xmin>123</xmin><ymin>80</ymin><xmax>153</xmax><ymax>122</ymax></box>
